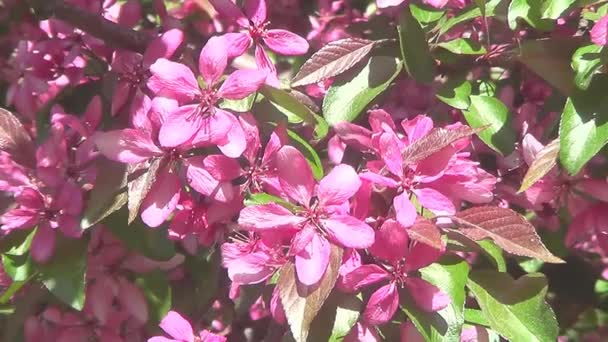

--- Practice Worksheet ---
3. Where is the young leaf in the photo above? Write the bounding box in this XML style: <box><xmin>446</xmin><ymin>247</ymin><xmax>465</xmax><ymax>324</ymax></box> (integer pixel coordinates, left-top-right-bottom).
<box><xmin>464</xmin><ymin>308</ymin><xmax>490</xmax><ymax>327</ymax></box>
<box><xmin>463</xmin><ymin>95</ymin><xmax>517</xmax><ymax>156</ymax></box>
<box><xmin>220</xmin><ymin>92</ymin><xmax>256</xmax><ymax>112</ymax></box>
<box><xmin>81</xmin><ymin>157</ymin><xmax>128</xmax><ymax>229</ymax></box>
<box><xmin>560</xmin><ymin>75</ymin><xmax>608</xmax><ymax>175</ymax></box>
<box><xmin>540</xmin><ymin>0</ymin><xmax>577</xmax><ymax>19</ymax></box>
<box><xmin>245</xmin><ymin>192</ymin><xmax>299</xmax><ymax>212</ymax></box>
<box><xmin>278</xmin><ymin>244</ymin><xmax>343</xmax><ymax>342</ymax></box>
<box><xmin>518</xmin><ymin>138</ymin><xmax>560</xmax><ymax>193</ymax></box>
<box><xmin>402</xmin><ymin>125</ymin><xmax>484</xmax><ymax>165</ymax></box>
<box><xmin>135</xmin><ymin>270</ymin><xmax>172</xmax><ymax>323</ymax></box>
<box><xmin>291</xmin><ymin>38</ymin><xmax>376</xmax><ymax>87</ymax></box>
<box><xmin>507</xmin><ymin>0</ymin><xmax>553</xmax><ymax>30</ymax></box>
<box><xmin>323</xmin><ymin>56</ymin><xmax>402</xmax><ymax>126</ymax></box>
<box><xmin>398</xmin><ymin>7</ymin><xmax>435</xmax><ymax>83</ymax></box>
<box><xmin>437</xmin><ymin>0</ymin><xmax>501</xmax><ymax>35</ymax></box>
<box><xmin>127</xmin><ymin>158</ymin><xmax>162</xmax><ymax>224</ymax></box>
<box><xmin>409</xmin><ymin>4</ymin><xmax>445</xmax><ymax>25</ymax></box>
<box><xmin>437</xmin><ymin>38</ymin><xmax>486</xmax><ymax>55</ymax></box>
<box><xmin>418</xmin><ymin>256</ymin><xmax>471</xmax><ymax>342</ymax></box>
<box><xmin>436</xmin><ymin>78</ymin><xmax>472</xmax><ymax>110</ymax></box>
<box><xmin>2</xmin><ymin>229</ymin><xmax>36</xmax><ymax>281</ymax></box>
<box><xmin>39</xmin><ymin>238</ymin><xmax>88</xmax><ymax>311</ymax></box>
<box><xmin>452</xmin><ymin>206</ymin><xmax>564</xmax><ymax>263</ymax></box>
<box><xmin>0</xmin><ymin>108</ymin><xmax>35</xmax><ymax>166</ymax></box>
<box><xmin>307</xmin><ymin>292</ymin><xmax>362</xmax><ymax>342</ymax></box>
<box><xmin>572</xmin><ymin>44</ymin><xmax>604</xmax><ymax>90</ymax></box>
<box><xmin>407</xmin><ymin>217</ymin><xmax>443</xmax><ymax>250</ymax></box>
<box><xmin>260</xmin><ymin>85</ymin><xmax>329</xmax><ymax>140</ymax></box>
<box><xmin>467</xmin><ymin>271</ymin><xmax>558</xmax><ymax>342</ymax></box>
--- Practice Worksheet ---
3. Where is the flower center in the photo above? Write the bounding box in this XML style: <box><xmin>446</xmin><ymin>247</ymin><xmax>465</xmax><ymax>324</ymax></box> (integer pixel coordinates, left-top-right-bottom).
<box><xmin>249</xmin><ymin>21</ymin><xmax>271</xmax><ymax>41</ymax></box>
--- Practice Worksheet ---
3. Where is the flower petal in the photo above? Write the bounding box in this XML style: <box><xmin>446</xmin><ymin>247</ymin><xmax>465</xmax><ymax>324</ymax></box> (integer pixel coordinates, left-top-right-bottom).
<box><xmin>143</xmin><ymin>29</ymin><xmax>185</xmax><ymax>66</ymax></box>
<box><xmin>199</xmin><ymin>36</ymin><xmax>228</xmax><ymax>86</ymax></box>
<box><xmin>295</xmin><ymin>233</ymin><xmax>330</xmax><ymax>286</ymax></box>
<box><xmin>404</xmin><ymin>277</ymin><xmax>450</xmax><ymax>312</ymax></box>
<box><xmin>318</xmin><ymin>164</ymin><xmax>361</xmax><ymax>206</ymax></box>
<box><xmin>190</xmin><ymin>108</ymin><xmax>234</xmax><ymax>146</ymax></box>
<box><xmin>224</xmin><ymin>32</ymin><xmax>252</xmax><ymax>58</ymax></box>
<box><xmin>276</xmin><ymin>146</ymin><xmax>315</xmax><ymax>206</ymax></box>
<box><xmin>184</xmin><ymin>156</ymin><xmax>234</xmax><ymax>202</ymax></box>
<box><xmin>322</xmin><ymin>215</ymin><xmax>374</xmax><ymax>249</ymax></box>
<box><xmin>363</xmin><ymin>282</ymin><xmax>399</xmax><ymax>325</ymax></box>
<box><xmin>342</xmin><ymin>264</ymin><xmax>389</xmax><ymax>292</ymax></box>
<box><xmin>140</xmin><ymin>170</ymin><xmax>181</xmax><ymax>227</ymax></box>
<box><xmin>159</xmin><ymin>311</ymin><xmax>195</xmax><ymax>342</ymax></box>
<box><xmin>238</xmin><ymin>203</ymin><xmax>304</xmax><ymax>230</ymax></box>
<box><xmin>369</xmin><ymin>219</ymin><xmax>410</xmax><ymax>263</ymax></box>
<box><xmin>394</xmin><ymin>192</ymin><xmax>417</xmax><ymax>228</ymax></box>
<box><xmin>95</xmin><ymin>129</ymin><xmax>163</xmax><ymax>163</ymax></box>
<box><xmin>217</xmin><ymin>69</ymin><xmax>267</xmax><ymax>100</ymax></box>
<box><xmin>263</xmin><ymin>29</ymin><xmax>309</xmax><ymax>55</ymax></box>
<box><xmin>30</xmin><ymin>224</ymin><xmax>56</xmax><ymax>264</ymax></box>
<box><xmin>413</xmin><ymin>187</ymin><xmax>455</xmax><ymax>216</ymax></box>
<box><xmin>148</xmin><ymin>59</ymin><xmax>199</xmax><ymax>102</ymax></box>
<box><xmin>158</xmin><ymin>105</ymin><xmax>203</xmax><ymax>148</ymax></box>
<box><xmin>244</xmin><ymin>0</ymin><xmax>267</xmax><ymax>25</ymax></box>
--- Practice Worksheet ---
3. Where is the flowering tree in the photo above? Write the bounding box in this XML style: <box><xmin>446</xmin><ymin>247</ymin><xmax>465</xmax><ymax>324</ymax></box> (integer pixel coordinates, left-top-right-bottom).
<box><xmin>1</xmin><ymin>0</ymin><xmax>608</xmax><ymax>341</ymax></box>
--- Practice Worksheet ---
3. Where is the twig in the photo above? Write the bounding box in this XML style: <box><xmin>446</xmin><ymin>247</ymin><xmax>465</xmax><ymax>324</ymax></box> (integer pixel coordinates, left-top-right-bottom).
<box><xmin>28</xmin><ymin>0</ymin><xmax>151</xmax><ymax>53</ymax></box>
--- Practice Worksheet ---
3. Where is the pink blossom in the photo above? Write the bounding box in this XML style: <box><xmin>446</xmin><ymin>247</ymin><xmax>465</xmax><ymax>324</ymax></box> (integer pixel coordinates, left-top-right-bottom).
<box><xmin>592</xmin><ymin>15</ymin><xmax>608</xmax><ymax>46</ymax></box>
<box><xmin>149</xmin><ymin>310</ymin><xmax>226</xmax><ymax>342</ymax></box>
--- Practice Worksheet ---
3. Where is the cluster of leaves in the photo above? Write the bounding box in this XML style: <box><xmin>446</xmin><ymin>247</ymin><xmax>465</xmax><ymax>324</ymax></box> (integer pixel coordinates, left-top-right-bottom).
<box><xmin>0</xmin><ymin>0</ymin><xmax>608</xmax><ymax>341</ymax></box>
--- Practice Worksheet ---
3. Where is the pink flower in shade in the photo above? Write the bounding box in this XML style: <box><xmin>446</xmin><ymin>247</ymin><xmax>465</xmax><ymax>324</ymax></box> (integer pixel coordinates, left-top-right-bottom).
<box><xmin>148</xmin><ymin>310</ymin><xmax>226</xmax><ymax>342</ymax></box>
<box><xmin>0</xmin><ymin>182</ymin><xmax>82</xmax><ymax>263</ymax></box>
<box><xmin>147</xmin><ymin>36</ymin><xmax>265</xmax><ymax>153</ymax></box>
<box><xmin>111</xmin><ymin>28</ymin><xmax>184</xmax><ymax>116</ymax></box>
<box><xmin>343</xmin><ymin>219</ymin><xmax>449</xmax><ymax>325</ymax></box>
<box><xmin>209</xmin><ymin>0</ymin><xmax>309</xmax><ymax>84</ymax></box>
<box><xmin>95</xmin><ymin>97</ymin><xmax>242</xmax><ymax>227</ymax></box>
<box><xmin>566</xmin><ymin>203</ymin><xmax>608</xmax><ymax>256</ymax></box>
<box><xmin>238</xmin><ymin>146</ymin><xmax>375</xmax><ymax>285</ymax></box>
<box><xmin>592</xmin><ymin>14</ymin><xmax>608</xmax><ymax>46</ymax></box>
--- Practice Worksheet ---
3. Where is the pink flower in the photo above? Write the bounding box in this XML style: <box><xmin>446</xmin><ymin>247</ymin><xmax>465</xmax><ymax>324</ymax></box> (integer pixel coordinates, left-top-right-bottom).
<box><xmin>343</xmin><ymin>219</ymin><xmax>449</xmax><ymax>325</ymax></box>
<box><xmin>147</xmin><ymin>36</ymin><xmax>265</xmax><ymax>152</ymax></box>
<box><xmin>239</xmin><ymin>146</ymin><xmax>374</xmax><ymax>285</ymax></box>
<box><xmin>592</xmin><ymin>14</ymin><xmax>608</xmax><ymax>46</ymax></box>
<box><xmin>148</xmin><ymin>310</ymin><xmax>226</xmax><ymax>342</ymax></box>
<box><xmin>209</xmin><ymin>0</ymin><xmax>309</xmax><ymax>84</ymax></box>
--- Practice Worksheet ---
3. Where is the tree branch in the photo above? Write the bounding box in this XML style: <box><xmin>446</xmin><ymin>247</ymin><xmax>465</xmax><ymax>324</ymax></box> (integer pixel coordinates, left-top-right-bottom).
<box><xmin>28</xmin><ymin>0</ymin><xmax>151</xmax><ymax>53</ymax></box>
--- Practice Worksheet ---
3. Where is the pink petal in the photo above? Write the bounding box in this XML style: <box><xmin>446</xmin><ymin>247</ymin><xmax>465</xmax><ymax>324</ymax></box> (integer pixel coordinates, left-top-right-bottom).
<box><xmin>239</xmin><ymin>113</ymin><xmax>261</xmax><ymax>163</ymax></box>
<box><xmin>400</xmin><ymin>321</ymin><xmax>425</xmax><ymax>342</ymax></box>
<box><xmin>363</xmin><ymin>282</ymin><xmax>399</xmax><ymax>325</ymax></box>
<box><xmin>423</xmin><ymin>0</ymin><xmax>450</xmax><ymax>8</ymax></box>
<box><xmin>129</xmin><ymin>90</ymin><xmax>153</xmax><ymax>132</ymax></box>
<box><xmin>208</xmin><ymin>0</ymin><xmax>248</xmax><ymax>26</ymax></box>
<box><xmin>344</xmin><ymin>322</ymin><xmax>381</xmax><ymax>342</ymax></box>
<box><xmin>0</xmin><ymin>208</ymin><xmax>38</xmax><ymax>230</ymax></box>
<box><xmin>159</xmin><ymin>311</ymin><xmax>195</xmax><ymax>342</ymax></box>
<box><xmin>359</xmin><ymin>171</ymin><xmax>400</xmax><ymax>188</ymax></box>
<box><xmin>95</xmin><ymin>129</ymin><xmax>163</xmax><ymax>163</ymax></box>
<box><xmin>217</xmin><ymin>113</ymin><xmax>247</xmax><ymax>158</ymax></box>
<box><xmin>342</xmin><ymin>264</ymin><xmax>389</xmax><ymax>292</ymax></box>
<box><xmin>158</xmin><ymin>105</ymin><xmax>203</xmax><ymax>148</ymax></box>
<box><xmin>217</xmin><ymin>69</ymin><xmax>267</xmax><ymax>100</ymax></box>
<box><xmin>404</xmin><ymin>242</ymin><xmax>443</xmax><ymax>272</ymax></box>
<box><xmin>295</xmin><ymin>232</ymin><xmax>330</xmax><ymax>286</ymax></box>
<box><xmin>592</xmin><ymin>14</ymin><xmax>608</xmax><ymax>46</ymax></box>
<box><xmin>224</xmin><ymin>251</ymin><xmax>275</xmax><ymax>284</ymax></box>
<box><xmin>143</xmin><ymin>29</ymin><xmax>185</xmax><ymax>66</ymax></box>
<box><xmin>150</xmin><ymin>96</ymin><xmax>179</xmax><ymax>127</ymax></box>
<box><xmin>244</xmin><ymin>0</ymin><xmax>267</xmax><ymax>25</ymax></box>
<box><xmin>334</xmin><ymin>122</ymin><xmax>373</xmax><ymax>151</ymax></box>
<box><xmin>238</xmin><ymin>203</ymin><xmax>304</xmax><ymax>230</ymax></box>
<box><xmin>203</xmin><ymin>155</ymin><xmax>242</xmax><ymax>180</ymax></box>
<box><xmin>369</xmin><ymin>219</ymin><xmax>410</xmax><ymax>263</ymax></box>
<box><xmin>402</xmin><ymin>115</ymin><xmax>434</xmax><ymax>144</ymax></box>
<box><xmin>190</xmin><ymin>108</ymin><xmax>234</xmax><ymax>146</ymax></box>
<box><xmin>223</xmin><ymin>32</ymin><xmax>252</xmax><ymax>58</ymax></box>
<box><xmin>148</xmin><ymin>337</ymin><xmax>179</xmax><ymax>342</ymax></box>
<box><xmin>199</xmin><ymin>36</ymin><xmax>228</xmax><ymax>86</ymax></box>
<box><xmin>117</xmin><ymin>277</ymin><xmax>149</xmax><ymax>323</ymax></box>
<box><xmin>322</xmin><ymin>215</ymin><xmax>374</xmax><ymax>249</ymax></box>
<box><xmin>140</xmin><ymin>170</ymin><xmax>181</xmax><ymax>227</ymax></box>
<box><xmin>31</xmin><ymin>224</ymin><xmax>56</xmax><ymax>263</ymax></box>
<box><xmin>255</xmin><ymin>45</ymin><xmax>279</xmax><ymax>86</ymax></box>
<box><xmin>394</xmin><ymin>192</ymin><xmax>417</xmax><ymax>228</ymax></box>
<box><xmin>148</xmin><ymin>59</ymin><xmax>199</xmax><ymax>102</ymax></box>
<box><xmin>263</xmin><ymin>29</ymin><xmax>309</xmax><ymax>55</ymax></box>
<box><xmin>379</xmin><ymin>131</ymin><xmax>404</xmax><ymax>178</ymax></box>
<box><xmin>328</xmin><ymin>135</ymin><xmax>346</xmax><ymax>164</ymax></box>
<box><xmin>83</xmin><ymin>95</ymin><xmax>102</xmax><ymax>133</ymax></box>
<box><xmin>376</xmin><ymin>0</ymin><xmax>406</xmax><ymax>8</ymax></box>
<box><xmin>184</xmin><ymin>156</ymin><xmax>234</xmax><ymax>202</ymax></box>
<box><xmin>318</xmin><ymin>164</ymin><xmax>361</xmax><ymax>206</ymax></box>
<box><xmin>291</xmin><ymin>225</ymin><xmax>316</xmax><ymax>254</ymax></box>
<box><xmin>413</xmin><ymin>187</ymin><xmax>455</xmax><ymax>216</ymax></box>
<box><xmin>276</xmin><ymin>146</ymin><xmax>315</xmax><ymax>206</ymax></box>
<box><xmin>404</xmin><ymin>277</ymin><xmax>450</xmax><ymax>312</ymax></box>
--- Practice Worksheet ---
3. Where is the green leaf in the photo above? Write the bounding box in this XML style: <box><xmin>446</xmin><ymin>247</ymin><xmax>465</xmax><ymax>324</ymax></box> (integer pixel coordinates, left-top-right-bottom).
<box><xmin>572</xmin><ymin>44</ymin><xmax>604</xmax><ymax>90</ymax></box>
<box><xmin>398</xmin><ymin>7</ymin><xmax>435</xmax><ymax>83</ymax></box>
<box><xmin>220</xmin><ymin>92</ymin><xmax>256</xmax><ymax>112</ymax></box>
<box><xmin>278</xmin><ymin>244</ymin><xmax>343</xmax><ymax>342</ymax></box>
<box><xmin>476</xmin><ymin>239</ymin><xmax>507</xmax><ymax>272</ymax></box>
<box><xmin>474</xmin><ymin>0</ymin><xmax>486</xmax><ymax>17</ymax></box>
<box><xmin>540</xmin><ymin>0</ymin><xmax>577</xmax><ymax>19</ymax></box>
<box><xmin>105</xmin><ymin>208</ymin><xmax>176</xmax><ymax>261</ymax></box>
<box><xmin>245</xmin><ymin>192</ymin><xmax>299</xmax><ymax>212</ymax></box>
<box><xmin>259</xmin><ymin>86</ymin><xmax>328</xmax><ymax>140</ymax></box>
<box><xmin>436</xmin><ymin>78</ymin><xmax>472</xmax><ymax>110</ymax></box>
<box><xmin>559</xmin><ymin>75</ymin><xmax>608</xmax><ymax>175</ymax></box>
<box><xmin>322</xmin><ymin>56</ymin><xmax>401</xmax><ymax>126</ymax></box>
<box><xmin>508</xmin><ymin>0</ymin><xmax>554</xmax><ymax>30</ymax></box>
<box><xmin>135</xmin><ymin>270</ymin><xmax>172</xmax><ymax>323</ymax></box>
<box><xmin>463</xmin><ymin>95</ymin><xmax>517</xmax><ymax>155</ymax></box>
<box><xmin>437</xmin><ymin>38</ymin><xmax>486</xmax><ymax>55</ymax></box>
<box><xmin>285</xmin><ymin>128</ymin><xmax>324</xmax><ymax>180</ymax></box>
<box><xmin>81</xmin><ymin>157</ymin><xmax>128</xmax><ymax>229</ymax></box>
<box><xmin>467</xmin><ymin>271</ymin><xmax>559</xmax><ymax>342</ymax></box>
<box><xmin>39</xmin><ymin>238</ymin><xmax>88</xmax><ymax>311</ymax></box>
<box><xmin>417</xmin><ymin>256</ymin><xmax>470</xmax><ymax>342</ymax></box>
<box><xmin>409</xmin><ymin>3</ymin><xmax>445</xmax><ymax>25</ymax></box>
<box><xmin>400</xmin><ymin>289</ymin><xmax>449</xmax><ymax>341</ymax></box>
<box><xmin>464</xmin><ymin>308</ymin><xmax>490</xmax><ymax>327</ymax></box>
<box><xmin>437</xmin><ymin>0</ymin><xmax>502</xmax><ymax>35</ymax></box>
<box><xmin>2</xmin><ymin>229</ymin><xmax>35</xmax><ymax>281</ymax></box>
<box><xmin>308</xmin><ymin>292</ymin><xmax>362</xmax><ymax>342</ymax></box>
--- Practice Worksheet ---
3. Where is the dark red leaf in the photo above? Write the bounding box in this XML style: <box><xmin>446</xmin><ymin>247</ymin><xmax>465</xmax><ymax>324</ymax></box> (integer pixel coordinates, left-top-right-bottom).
<box><xmin>0</xmin><ymin>108</ymin><xmax>35</xmax><ymax>166</ymax></box>
<box><xmin>402</xmin><ymin>125</ymin><xmax>485</xmax><ymax>165</ymax></box>
<box><xmin>291</xmin><ymin>38</ymin><xmax>376</xmax><ymax>87</ymax></box>
<box><xmin>408</xmin><ymin>217</ymin><xmax>443</xmax><ymax>250</ymax></box>
<box><xmin>452</xmin><ymin>206</ymin><xmax>564</xmax><ymax>263</ymax></box>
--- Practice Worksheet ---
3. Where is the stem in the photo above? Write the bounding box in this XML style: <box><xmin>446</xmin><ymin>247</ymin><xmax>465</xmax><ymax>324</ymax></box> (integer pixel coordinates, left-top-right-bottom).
<box><xmin>27</xmin><ymin>0</ymin><xmax>151</xmax><ymax>53</ymax></box>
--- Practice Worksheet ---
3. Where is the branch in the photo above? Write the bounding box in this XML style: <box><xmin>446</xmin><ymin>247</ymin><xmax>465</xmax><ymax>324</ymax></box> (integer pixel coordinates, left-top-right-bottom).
<box><xmin>28</xmin><ymin>0</ymin><xmax>151</xmax><ymax>53</ymax></box>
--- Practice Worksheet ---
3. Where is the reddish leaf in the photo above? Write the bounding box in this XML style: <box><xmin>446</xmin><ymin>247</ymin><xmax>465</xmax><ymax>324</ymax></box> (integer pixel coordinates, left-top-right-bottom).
<box><xmin>518</xmin><ymin>138</ymin><xmax>560</xmax><ymax>193</ymax></box>
<box><xmin>127</xmin><ymin>158</ymin><xmax>163</xmax><ymax>224</ymax></box>
<box><xmin>402</xmin><ymin>125</ymin><xmax>485</xmax><ymax>165</ymax></box>
<box><xmin>408</xmin><ymin>217</ymin><xmax>443</xmax><ymax>250</ymax></box>
<box><xmin>291</xmin><ymin>38</ymin><xmax>376</xmax><ymax>87</ymax></box>
<box><xmin>0</xmin><ymin>108</ymin><xmax>35</xmax><ymax>166</ymax></box>
<box><xmin>452</xmin><ymin>206</ymin><xmax>564</xmax><ymax>263</ymax></box>
<box><xmin>278</xmin><ymin>244</ymin><xmax>343</xmax><ymax>342</ymax></box>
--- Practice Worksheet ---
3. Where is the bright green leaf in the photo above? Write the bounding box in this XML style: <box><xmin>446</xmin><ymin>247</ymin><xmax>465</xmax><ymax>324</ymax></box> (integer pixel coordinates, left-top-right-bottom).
<box><xmin>2</xmin><ymin>229</ymin><xmax>35</xmax><ymax>281</ymax></box>
<box><xmin>477</xmin><ymin>239</ymin><xmax>507</xmax><ymax>272</ymax></box>
<box><xmin>559</xmin><ymin>75</ymin><xmax>608</xmax><ymax>175</ymax></box>
<box><xmin>308</xmin><ymin>292</ymin><xmax>362</xmax><ymax>342</ymax></box>
<box><xmin>398</xmin><ymin>7</ymin><xmax>435</xmax><ymax>83</ymax></box>
<box><xmin>463</xmin><ymin>95</ymin><xmax>517</xmax><ymax>155</ymax></box>
<box><xmin>464</xmin><ymin>308</ymin><xmax>490</xmax><ymax>327</ymax></box>
<box><xmin>220</xmin><ymin>92</ymin><xmax>256</xmax><ymax>112</ymax></box>
<box><xmin>323</xmin><ymin>56</ymin><xmax>401</xmax><ymax>126</ymax></box>
<box><xmin>245</xmin><ymin>192</ymin><xmax>299</xmax><ymax>212</ymax></box>
<box><xmin>438</xmin><ymin>0</ymin><xmax>502</xmax><ymax>35</ymax></box>
<box><xmin>285</xmin><ymin>128</ymin><xmax>324</xmax><ymax>180</ymax></box>
<box><xmin>39</xmin><ymin>238</ymin><xmax>88</xmax><ymax>311</ymax></box>
<box><xmin>540</xmin><ymin>0</ymin><xmax>577</xmax><ymax>19</ymax></box>
<box><xmin>438</xmin><ymin>38</ymin><xmax>487</xmax><ymax>55</ymax></box>
<box><xmin>572</xmin><ymin>44</ymin><xmax>604</xmax><ymax>90</ymax></box>
<box><xmin>508</xmin><ymin>0</ymin><xmax>554</xmax><ymax>30</ymax></box>
<box><xmin>436</xmin><ymin>78</ymin><xmax>472</xmax><ymax>110</ymax></box>
<box><xmin>135</xmin><ymin>270</ymin><xmax>172</xmax><ymax>323</ymax></box>
<box><xmin>409</xmin><ymin>3</ymin><xmax>445</xmax><ymax>25</ymax></box>
<box><xmin>467</xmin><ymin>271</ymin><xmax>558</xmax><ymax>342</ymax></box>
